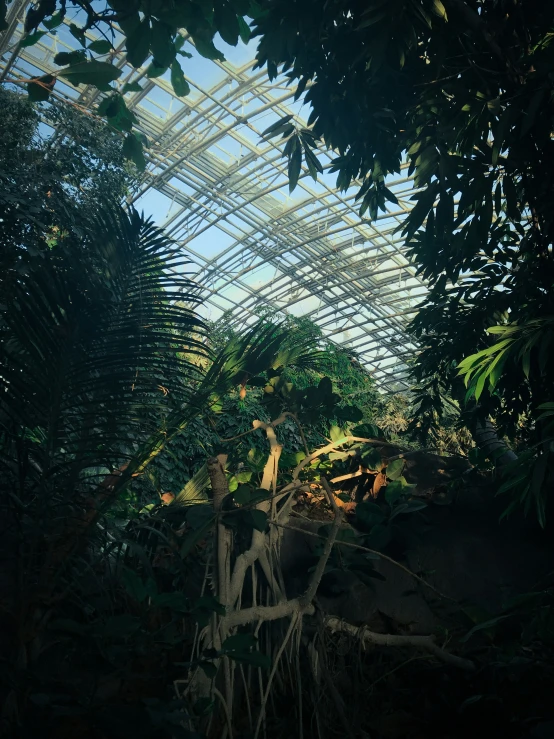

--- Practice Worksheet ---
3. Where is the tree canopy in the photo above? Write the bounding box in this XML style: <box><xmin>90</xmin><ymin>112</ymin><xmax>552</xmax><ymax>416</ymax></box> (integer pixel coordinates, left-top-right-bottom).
<box><xmin>0</xmin><ymin>85</ymin><xmax>138</xmax><ymax>260</ymax></box>
<box><xmin>252</xmin><ymin>0</ymin><xmax>554</xmax><ymax>518</ymax></box>
<box><xmin>4</xmin><ymin>0</ymin><xmax>553</xmax><ymax>518</ymax></box>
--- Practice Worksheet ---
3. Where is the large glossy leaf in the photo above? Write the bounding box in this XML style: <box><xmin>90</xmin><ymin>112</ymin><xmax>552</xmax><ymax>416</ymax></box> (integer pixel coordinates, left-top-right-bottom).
<box><xmin>27</xmin><ymin>74</ymin><xmax>55</xmax><ymax>101</ymax></box>
<box><xmin>126</xmin><ymin>18</ymin><xmax>151</xmax><ymax>68</ymax></box>
<box><xmin>356</xmin><ymin>501</ymin><xmax>385</xmax><ymax>527</ymax></box>
<box><xmin>386</xmin><ymin>458</ymin><xmax>405</xmax><ymax>480</ymax></box>
<box><xmin>192</xmin><ymin>33</ymin><xmax>225</xmax><ymax>61</ymax></box>
<box><xmin>59</xmin><ymin>60</ymin><xmax>123</xmax><ymax>87</ymax></box>
<box><xmin>88</xmin><ymin>39</ymin><xmax>113</xmax><ymax>54</ymax></box>
<box><xmin>147</xmin><ymin>61</ymin><xmax>168</xmax><ymax>78</ymax></box>
<box><xmin>42</xmin><ymin>11</ymin><xmax>64</xmax><ymax>30</ymax></box>
<box><xmin>215</xmin><ymin>2</ymin><xmax>240</xmax><ymax>46</ymax></box>
<box><xmin>54</xmin><ymin>50</ymin><xmax>86</xmax><ymax>66</ymax></box>
<box><xmin>122</xmin><ymin>80</ymin><xmax>143</xmax><ymax>93</ymax></box>
<box><xmin>151</xmin><ymin>19</ymin><xmax>176</xmax><ymax>67</ymax></box>
<box><xmin>122</xmin><ymin>132</ymin><xmax>146</xmax><ymax>169</ymax></box>
<box><xmin>20</xmin><ymin>30</ymin><xmax>47</xmax><ymax>47</ymax></box>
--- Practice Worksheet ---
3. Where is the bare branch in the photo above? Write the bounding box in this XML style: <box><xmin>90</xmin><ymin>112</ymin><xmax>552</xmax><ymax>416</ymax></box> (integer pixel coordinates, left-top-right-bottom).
<box><xmin>208</xmin><ymin>455</ymin><xmax>231</xmax><ymax>607</ymax></box>
<box><xmin>299</xmin><ymin>477</ymin><xmax>342</xmax><ymax>607</ymax></box>
<box><xmin>227</xmin><ymin>419</ymin><xmax>282</xmax><ymax>607</ymax></box>
<box><xmin>223</xmin><ymin>598</ymin><xmax>314</xmax><ymax>629</ymax></box>
<box><xmin>324</xmin><ymin>616</ymin><xmax>475</xmax><ymax>671</ymax></box>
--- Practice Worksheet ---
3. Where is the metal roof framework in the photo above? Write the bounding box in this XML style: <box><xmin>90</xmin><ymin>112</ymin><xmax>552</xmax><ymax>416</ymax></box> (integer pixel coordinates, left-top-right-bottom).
<box><xmin>0</xmin><ymin>1</ymin><xmax>428</xmax><ymax>390</ymax></box>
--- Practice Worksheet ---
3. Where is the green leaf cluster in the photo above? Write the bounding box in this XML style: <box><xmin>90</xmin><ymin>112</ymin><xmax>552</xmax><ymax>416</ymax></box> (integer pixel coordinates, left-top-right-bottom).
<box><xmin>262</xmin><ymin>117</ymin><xmax>323</xmax><ymax>192</ymax></box>
<box><xmin>253</xmin><ymin>2</ymin><xmax>554</xmax><ymax>522</ymax></box>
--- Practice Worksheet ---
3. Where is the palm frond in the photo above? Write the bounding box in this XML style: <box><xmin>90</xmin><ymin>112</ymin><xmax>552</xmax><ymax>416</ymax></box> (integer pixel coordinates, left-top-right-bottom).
<box><xmin>122</xmin><ymin>319</ymin><xmax>325</xmax><ymax>482</ymax></box>
<box><xmin>209</xmin><ymin>318</ymin><xmax>325</xmax><ymax>386</ymax></box>
<box><xmin>172</xmin><ymin>463</ymin><xmax>210</xmax><ymax>506</ymax></box>
<box><xmin>0</xmin><ymin>205</ymin><xmax>207</xmax><ymax>497</ymax></box>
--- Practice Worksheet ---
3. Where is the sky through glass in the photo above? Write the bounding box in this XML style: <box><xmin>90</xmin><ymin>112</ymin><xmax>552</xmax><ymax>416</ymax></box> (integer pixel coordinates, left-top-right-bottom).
<box><xmin>0</xmin><ymin>0</ymin><xmax>430</xmax><ymax>390</ymax></box>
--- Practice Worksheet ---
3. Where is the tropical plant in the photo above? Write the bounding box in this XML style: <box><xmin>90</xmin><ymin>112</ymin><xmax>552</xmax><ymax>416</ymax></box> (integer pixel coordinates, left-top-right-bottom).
<box><xmin>131</xmin><ymin>310</ymin><xmax>374</xmax><ymax>503</ymax></box>
<box><xmin>0</xmin><ymin>175</ymin><xmax>476</xmax><ymax>733</ymax></box>
<box><xmin>252</xmin><ymin>0</ymin><xmax>554</xmax><ymax>517</ymax></box>
<box><xmin>0</xmin><ymin>204</ymin><xmax>204</xmax><ymax>576</ymax></box>
<box><xmin>459</xmin><ymin>318</ymin><xmax>554</xmax><ymax>405</ymax></box>
<box><xmin>0</xmin><ymin>195</ymin><xmax>352</xmax><ymax>736</ymax></box>
<box><xmin>136</xmin><ymin>383</ymin><xmax>473</xmax><ymax>737</ymax></box>
<box><xmin>209</xmin><ymin>311</ymin><xmax>380</xmax><ymax>416</ymax></box>
<box><xmin>458</xmin><ymin>317</ymin><xmax>554</xmax><ymax>524</ymax></box>
<box><xmin>0</xmin><ymin>201</ymin><xmax>208</xmax><ymax>735</ymax></box>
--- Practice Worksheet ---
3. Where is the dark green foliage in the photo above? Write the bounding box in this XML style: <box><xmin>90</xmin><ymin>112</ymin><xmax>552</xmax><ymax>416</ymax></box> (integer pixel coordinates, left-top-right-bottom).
<box><xmin>4</xmin><ymin>5</ymin><xmax>554</xmax><ymax>734</ymax></box>
<box><xmin>253</xmin><ymin>0</ymin><xmax>554</xmax><ymax>520</ymax></box>
<box><xmin>170</xmin><ymin>59</ymin><xmax>191</xmax><ymax>97</ymax></box>
<box><xmin>261</xmin><ymin>119</ymin><xmax>323</xmax><ymax>190</ymax></box>
<box><xmin>0</xmin><ymin>206</ymin><xmax>205</xmax><ymax>502</ymax></box>
<box><xmin>252</xmin><ymin>0</ymin><xmax>554</xmax><ymax>372</ymax></box>
<box><xmin>0</xmin><ymin>86</ymin><xmax>138</xmax><ymax>261</ymax></box>
<box><xmin>0</xmin><ymin>196</ymin><xmax>210</xmax><ymax>736</ymax></box>
<box><xmin>210</xmin><ymin>312</ymin><xmax>379</xmax><ymax>416</ymax></box>
<box><xmin>459</xmin><ymin>324</ymin><xmax>554</xmax><ymax>526</ymax></box>
<box><xmin>140</xmin><ymin>311</ymin><xmax>376</xmax><ymax>497</ymax></box>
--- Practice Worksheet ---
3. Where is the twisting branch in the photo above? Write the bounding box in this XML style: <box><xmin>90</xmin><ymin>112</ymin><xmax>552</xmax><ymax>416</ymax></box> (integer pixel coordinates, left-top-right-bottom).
<box><xmin>225</xmin><ymin>439</ymin><xmax>347</xmax><ymax>625</ymax></box>
<box><xmin>207</xmin><ymin>455</ymin><xmax>231</xmax><ymax>606</ymax></box>
<box><xmin>324</xmin><ymin>617</ymin><xmax>475</xmax><ymax>671</ymax></box>
<box><xmin>293</xmin><ymin>435</ymin><xmax>381</xmax><ymax>478</ymax></box>
<box><xmin>299</xmin><ymin>477</ymin><xmax>342</xmax><ymax>607</ymax></box>
<box><xmin>227</xmin><ymin>419</ymin><xmax>282</xmax><ymax>608</ymax></box>
<box><xmin>222</xmin><ymin>598</ymin><xmax>314</xmax><ymax>629</ymax></box>
<box><xmin>218</xmin><ymin>426</ymin><xmax>261</xmax><ymax>443</ymax></box>
<box><xmin>191</xmin><ymin>412</ymin><xmax>475</xmax><ymax>739</ymax></box>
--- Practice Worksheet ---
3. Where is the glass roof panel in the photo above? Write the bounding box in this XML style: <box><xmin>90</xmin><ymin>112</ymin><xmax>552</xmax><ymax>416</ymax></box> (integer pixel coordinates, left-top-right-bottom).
<box><xmin>0</xmin><ymin>7</ymin><xmax>432</xmax><ymax>390</ymax></box>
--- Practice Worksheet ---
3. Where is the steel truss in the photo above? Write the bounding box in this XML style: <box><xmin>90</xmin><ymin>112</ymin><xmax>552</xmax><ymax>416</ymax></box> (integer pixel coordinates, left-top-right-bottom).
<box><xmin>1</xmin><ymin>6</ymin><xmax>430</xmax><ymax>390</ymax></box>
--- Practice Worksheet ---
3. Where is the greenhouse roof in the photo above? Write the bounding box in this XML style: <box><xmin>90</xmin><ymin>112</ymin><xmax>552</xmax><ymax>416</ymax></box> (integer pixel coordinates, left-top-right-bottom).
<box><xmin>0</xmin><ymin>1</ymin><xmax>426</xmax><ymax>391</ymax></box>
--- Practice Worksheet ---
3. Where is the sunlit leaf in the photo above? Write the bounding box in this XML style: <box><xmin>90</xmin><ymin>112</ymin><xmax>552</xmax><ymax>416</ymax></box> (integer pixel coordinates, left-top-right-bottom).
<box><xmin>386</xmin><ymin>458</ymin><xmax>405</xmax><ymax>480</ymax></box>
<box><xmin>88</xmin><ymin>39</ymin><xmax>113</xmax><ymax>54</ymax></box>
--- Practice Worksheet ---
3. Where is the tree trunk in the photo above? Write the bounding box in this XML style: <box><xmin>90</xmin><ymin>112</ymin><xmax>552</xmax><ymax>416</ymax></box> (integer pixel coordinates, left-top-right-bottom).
<box><xmin>473</xmin><ymin>418</ymin><xmax>517</xmax><ymax>467</ymax></box>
